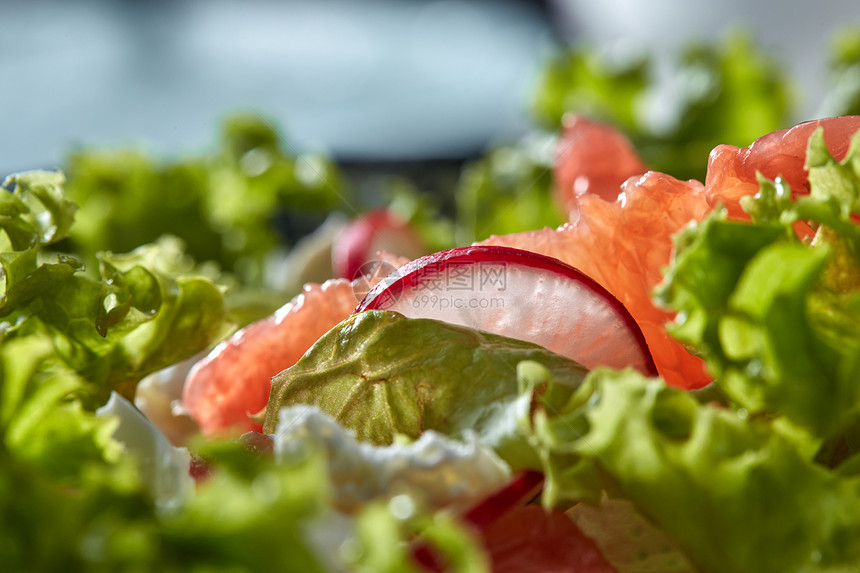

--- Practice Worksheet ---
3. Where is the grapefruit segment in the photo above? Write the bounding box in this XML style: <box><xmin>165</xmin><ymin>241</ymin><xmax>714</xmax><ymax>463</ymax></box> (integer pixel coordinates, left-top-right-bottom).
<box><xmin>182</xmin><ymin>279</ymin><xmax>359</xmax><ymax>437</ymax></box>
<box><xmin>555</xmin><ymin>115</ymin><xmax>648</xmax><ymax>218</ymax></box>
<box><xmin>355</xmin><ymin>245</ymin><xmax>657</xmax><ymax>376</ymax></box>
<box><xmin>479</xmin><ymin>172</ymin><xmax>712</xmax><ymax>389</ymax></box>
<box><xmin>705</xmin><ymin>116</ymin><xmax>860</xmax><ymax>221</ymax></box>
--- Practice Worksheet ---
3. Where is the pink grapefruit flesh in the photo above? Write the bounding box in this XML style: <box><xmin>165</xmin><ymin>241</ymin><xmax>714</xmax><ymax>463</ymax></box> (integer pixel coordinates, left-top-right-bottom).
<box><xmin>555</xmin><ymin>115</ymin><xmax>648</xmax><ymax>218</ymax></box>
<box><xmin>479</xmin><ymin>172</ymin><xmax>712</xmax><ymax>389</ymax></box>
<box><xmin>705</xmin><ymin>115</ymin><xmax>860</xmax><ymax>221</ymax></box>
<box><xmin>182</xmin><ymin>279</ymin><xmax>359</xmax><ymax>437</ymax></box>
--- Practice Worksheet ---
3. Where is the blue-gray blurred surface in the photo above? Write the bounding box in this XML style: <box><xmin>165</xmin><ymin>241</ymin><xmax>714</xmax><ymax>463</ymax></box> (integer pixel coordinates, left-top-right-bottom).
<box><xmin>1</xmin><ymin>0</ymin><xmax>556</xmax><ymax>174</ymax></box>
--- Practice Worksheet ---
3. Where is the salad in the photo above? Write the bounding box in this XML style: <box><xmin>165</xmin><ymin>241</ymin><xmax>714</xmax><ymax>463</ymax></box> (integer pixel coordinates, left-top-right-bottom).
<box><xmin>4</xmin><ymin>32</ymin><xmax>860</xmax><ymax>573</ymax></box>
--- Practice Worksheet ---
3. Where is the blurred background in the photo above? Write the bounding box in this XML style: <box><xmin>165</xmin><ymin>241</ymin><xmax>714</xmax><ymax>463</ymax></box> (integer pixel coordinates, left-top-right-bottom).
<box><xmin>2</xmin><ymin>0</ymin><xmax>555</xmax><ymax>174</ymax></box>
<box><xmin>3</xmin><ymin>0</ymin><xmax>859</xmax><ymax>176</ymax></box>
<box><xmin>2</xmin><ymin>0</ymin><xmax>860</xmax><ymax>296</ymax></box>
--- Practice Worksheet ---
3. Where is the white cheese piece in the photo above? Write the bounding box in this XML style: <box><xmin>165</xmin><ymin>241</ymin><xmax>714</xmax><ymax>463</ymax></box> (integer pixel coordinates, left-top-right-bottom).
<box><xmin>97</xmin><ymin>392</ymin><xmax>194</xmax><ymax>512</ymax></box>
<box><xmin>272</xmin><ymin>405</ymin><xmax>511</xmax><ymax>512</ymax></box>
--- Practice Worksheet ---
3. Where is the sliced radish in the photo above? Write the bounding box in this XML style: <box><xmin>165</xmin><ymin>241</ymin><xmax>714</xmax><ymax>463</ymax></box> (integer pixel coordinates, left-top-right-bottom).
<box><xmin>354</xmin><ymin>245</ymin><xmax>656</xmax><ymax>376</ymax></box>
<box><xmin>331</xmin><ymin>208</ymin><xmax>427</xmax><ymax>280</ymax></box>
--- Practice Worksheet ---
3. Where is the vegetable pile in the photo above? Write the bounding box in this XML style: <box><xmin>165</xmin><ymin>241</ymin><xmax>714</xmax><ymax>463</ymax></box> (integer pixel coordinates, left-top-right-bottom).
<box><xmin>4</xmin><ymin>32</ymin><xmax>860</xmax><ymax>573</ymax></box>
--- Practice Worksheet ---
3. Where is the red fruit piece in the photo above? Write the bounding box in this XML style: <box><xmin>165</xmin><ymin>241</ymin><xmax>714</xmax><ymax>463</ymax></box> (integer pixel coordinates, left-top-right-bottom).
<box><xmin>413</xmin><ymin>471</ymin><xmax>545</xmax><ymax>572</ymax></box>
<box><xmin>554</xmin><ymin>115</ymin><xmax>648</xmax><ymax>219</ymax></box>
<box><xmin>481</xmin><ymin>506</ymin><xmax>616</xmax><ymax>573</ymax></box>
<box><xmin>332</xmin><ymin>208</ymin><xmax>427</xmax><ymax>281</ymax></box>
<box><xmin>414</xmin><ymin>472</ymin><xmax>613</xmax><ymax>572</ymax></box>
<box><xmin>479</xmin><ymin>173</ymin><xmax>712</xmax><ymax>389</ymax></box>
<box><xmin>705</xmin><ymin>115</ymin><xmax>860</xmax><ymax>221</ymax></box>
<box><xmin>355</xmin><ymin>245</ymin><xmax>657</xmax><ymax>376</ymax></box>
<box><xmin>182</xmin><ymin>279</ymin><xmax>359</xmax><ymax>437</ymax></box>
<box><xmin>462</xmin><ymin>470</ymin><xmax>545</xmax><ymax>530</ymax></box>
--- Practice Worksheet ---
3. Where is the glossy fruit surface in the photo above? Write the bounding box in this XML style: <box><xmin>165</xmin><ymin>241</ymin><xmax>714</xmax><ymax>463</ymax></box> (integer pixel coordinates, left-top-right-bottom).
<box><xmin>705</xmin><ymin>115</ymin><xmax>860</xmax><ymax>220</ymax></box>
<box><xmin>183</xmin><ymin>279</ymin><xmax>358</xmax><ymax>436</ymax></box>
<box><xmin>555</xmin><ymin>115</ymin><xmax>648</xmax><ymax>218</ymax></box>
<box><xmin>479</xmin><ymin>173</ymin><xmax>711</xmax><ymax>389</ymax></box>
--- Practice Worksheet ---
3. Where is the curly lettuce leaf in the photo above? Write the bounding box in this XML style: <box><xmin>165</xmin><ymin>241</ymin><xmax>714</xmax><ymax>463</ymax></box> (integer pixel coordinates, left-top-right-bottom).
<box><xmin>1</xmin><ymin>431</ymin><xmax>333</xmax><ymax>571</ymax></box>
<box><xmin>823</xmin><ymin>27</ymin><xmax>860</xmax><ymax>117</ymax></box>
<box><xmin>657</xmin><ymin>129</ymin><xmax>860</xmax><ymax>440</ymax></box>
<box><xmin>64</xmin><ymin>114</ymin><xmax>350</xmax><ymax>286</ymax></box>
<box><xmin>534</xmin><ymin>46</ymin><xmax>648</xmax><ymax>136</ymax></box>
<box><xmin>0</xmin><ymin>331</ymin><xmax>484</xmax><ymax>572</ymax></box>
<box><xmin>522</xmin><ymin>366</ymin><xmax>860</xmax><ymax>573</ymax></box>
<box><xmin>349</xmin><ymin>500</ymin><xmax>488</xmax><ymax>573</ymax></box>
<box><xmin>385</xmin><ymin>178</ymin><xmax>457</xmax><ymax>254</ymax></box>
<box><xmin>0</xmin><ymin>173</ymin><xmax>235</xmax><ymax>403</ymax></box>
<box><xmin>0</xmin><ymin>334</ymin><xmax>120</xmax><ymax>482</ymax></box>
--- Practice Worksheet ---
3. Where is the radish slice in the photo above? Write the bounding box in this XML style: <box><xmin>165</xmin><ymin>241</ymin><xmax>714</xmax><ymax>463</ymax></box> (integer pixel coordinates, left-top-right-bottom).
<box><xmin>355</xmin><ymin>245</ymin><xmax>656</xmax><ymax>376</ymax></box>
<box><xmin>331</xmin><ymin>208</ymin><xmax>426</xmax><ymax>280</ymax></box>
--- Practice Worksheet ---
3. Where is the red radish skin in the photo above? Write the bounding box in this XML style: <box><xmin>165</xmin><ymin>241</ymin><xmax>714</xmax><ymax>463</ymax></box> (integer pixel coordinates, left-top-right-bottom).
<box><xmin>332</xmin><ymin>209</ymin><xmax>427</xmax><ymax>280</ymax></box>
<box><xmin>555</xmin><ymin>115</ymin><xmax>648</xmax><ymax>218</ymax></box>
<box><xmin>188</xmin><ymin>454</ymin><xmax>213</xmax><ymax>483</ymax></box>
<box><xmin>355</xmin><ymin>245</ymin><xmax>657</xmax><ymax>377</ymax></box>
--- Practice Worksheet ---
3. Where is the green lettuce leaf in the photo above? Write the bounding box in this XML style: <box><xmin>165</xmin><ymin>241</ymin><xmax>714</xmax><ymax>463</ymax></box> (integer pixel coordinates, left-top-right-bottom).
<box><xmin>824</xmin><ymin>27</ymin><xmax>860</xmax><ymax>116</ymax></box>
<box><xmin>523</xmin><ymin>366</ymin><xmax>860</xmax><ymax>573</ymax></box>
<box><xmin>534</xmin><ymin>31</ymin><xmax>792</xmax><ymax>181</ymax></box>
<box><xmin>0</xmin><ymin>331</ymin><xmax>485</xmax><ymax>572</ymax></box>
<box><xmin>657</xmin><ymin>129</ymin><xmax>860</xmax><ymax>441</ymax></box>
<box><xmin>1</xmin><ymin>172</ymin><xmax>235</xmax><ymax>403</ymax></box>
<box><xmin>1</xmin><ymin>430</ymin><xmax>333</xmax><ymax>571</ymax></box>
<box><xmin>263</xmin><ymin>309</ymin><xmax>588</xmax><ymax>470</ymax></box>
<box><xmin>455</xmin><ymin>138</ymin><xmax>565</xmax><ymax>244</ymax></box>
<box><xmin>385</xmin><ymin>178</ymin><xmax>457</xmax><ymax>254</ymax></box>
<box><xmin>64</xmin><ymin>114</ymin><xmax>350</xmax><ymax>287</ymax></box>
<box><xmin>349</xmin><ymin>500</ymin><xmax>488</xmax><ymax>573</ymax></box>
<box><xmin>0</xmin><ymin>333</ymin><xmax>120</xmax><ymax>483</ymax></box>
